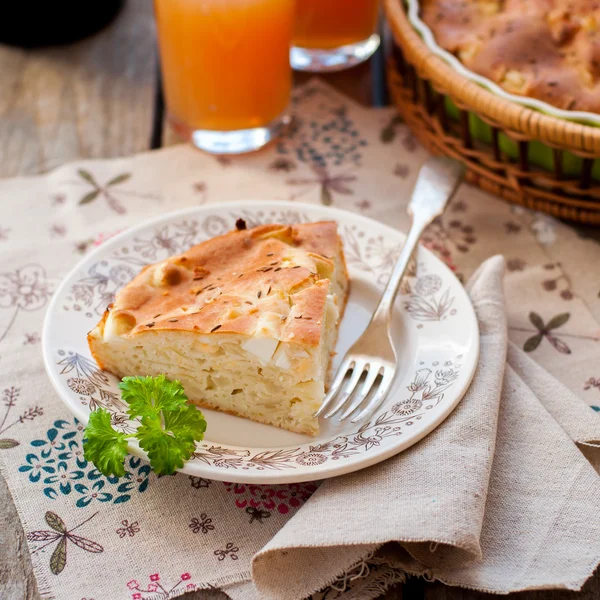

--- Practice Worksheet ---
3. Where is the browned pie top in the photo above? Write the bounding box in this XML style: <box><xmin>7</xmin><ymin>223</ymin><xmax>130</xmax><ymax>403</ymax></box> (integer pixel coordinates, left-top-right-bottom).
<box><xmin>95</xmin><ymin>221</ymin><xmax>345</xmax><ymax>347</ymax></box>
<box><xmin>421</xmin><ymin>0</ymin><xmax>600</xmax><ymax>113</ymax></box>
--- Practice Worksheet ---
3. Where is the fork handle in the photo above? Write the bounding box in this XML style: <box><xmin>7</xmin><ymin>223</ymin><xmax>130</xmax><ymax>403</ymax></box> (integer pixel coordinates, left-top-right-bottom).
<box><xmin>371</xmin><ymin>156</ymin><xmax>464</xmax><ymax>323</ymax></box>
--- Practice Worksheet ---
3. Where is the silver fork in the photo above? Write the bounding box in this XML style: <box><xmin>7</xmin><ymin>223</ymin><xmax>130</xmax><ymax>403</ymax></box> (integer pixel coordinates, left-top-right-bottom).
<box><xmin>315</xmin><ymin>156</ymin><xmax>465</xmax><ymax>423</ymax></box>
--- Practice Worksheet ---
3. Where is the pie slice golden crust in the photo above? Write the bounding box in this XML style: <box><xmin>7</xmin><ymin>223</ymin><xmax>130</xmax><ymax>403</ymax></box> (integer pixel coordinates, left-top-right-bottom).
<box><xmin>88</xmin><ymin>221</ymin><xmax>349</xmax><ymax>436</ymax></box>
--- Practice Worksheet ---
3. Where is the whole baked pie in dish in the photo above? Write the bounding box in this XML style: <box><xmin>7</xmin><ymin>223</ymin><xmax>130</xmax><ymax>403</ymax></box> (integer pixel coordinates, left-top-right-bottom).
<box><xmin>421</xmin><ymin>0</ymin><xmax>600</xmax><ymax>113</ymax></box>
<box><xmin>88</xmin><ymin>220</ymin><xmax>348</xmax><ymax>436</ymax></box>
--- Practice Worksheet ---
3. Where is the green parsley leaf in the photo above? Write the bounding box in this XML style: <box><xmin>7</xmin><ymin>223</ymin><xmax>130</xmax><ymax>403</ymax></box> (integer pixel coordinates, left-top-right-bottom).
<box><xmin>119</xmin><ymin>374</ymin><xmax>189</xmax><ymax>419</ymax></box>
<box><xmin>84</xmin><ymin>375</ymin><xmax>207</xmax><ymax>477</ymax></box>
<box><xmin>83</xmin><ymin>408</ymin><xmax>130</xmax><ymax>477</ymax></box>
<box><xmin>136</xmin><ymin>413</ymin><xmax>197</xmax><ymax>476</ymax></box>
<box><xmin>165</xmin><ymin>403</ymin><xmax>208</xmax><ymax>440</ymax></box>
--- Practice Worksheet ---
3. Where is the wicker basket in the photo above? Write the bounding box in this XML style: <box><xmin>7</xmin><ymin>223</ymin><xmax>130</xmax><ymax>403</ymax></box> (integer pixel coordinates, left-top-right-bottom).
<box><xmin>383</xmin><ymin>0</ymin><xmax>600</xmax><ymax>224</ymax></box>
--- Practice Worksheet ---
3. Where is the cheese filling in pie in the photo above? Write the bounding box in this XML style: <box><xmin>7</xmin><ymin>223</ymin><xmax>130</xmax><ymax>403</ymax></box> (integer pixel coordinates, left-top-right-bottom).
<box><xmin>88</xmin><ymin>221</ymin><xmax>349</xmax><ymax>436</ymax></box>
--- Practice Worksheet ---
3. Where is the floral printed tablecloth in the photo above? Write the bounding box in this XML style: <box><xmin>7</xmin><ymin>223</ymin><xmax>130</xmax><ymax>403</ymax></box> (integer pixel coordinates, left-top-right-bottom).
<box><xmin>0</xmin><ymin>80</ymin><xmax>599</xmax><ymax>600</ymax></box>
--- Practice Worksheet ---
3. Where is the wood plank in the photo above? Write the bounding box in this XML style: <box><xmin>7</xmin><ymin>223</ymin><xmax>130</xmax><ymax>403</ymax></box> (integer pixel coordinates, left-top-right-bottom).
<box><xmin>0</xmin><ymin>0</ymin><xmax>156</xmax><ymax>178</ymax></box>
<box><xmin>0</xmin><ymin>476</ymin><xmax>38</xmax><ymax>599</ymax></box>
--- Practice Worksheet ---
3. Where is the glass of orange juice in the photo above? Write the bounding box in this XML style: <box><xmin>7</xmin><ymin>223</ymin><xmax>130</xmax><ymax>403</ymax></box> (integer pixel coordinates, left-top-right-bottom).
<box><xmin>154</xmin><ymin>0</ymin><xmax>294</xmax><ymax>154</ymax></box>
<box><xmin>291</xmin><ymin>0</ymin><xmax>380</xmax><ymax>72</ymax></box>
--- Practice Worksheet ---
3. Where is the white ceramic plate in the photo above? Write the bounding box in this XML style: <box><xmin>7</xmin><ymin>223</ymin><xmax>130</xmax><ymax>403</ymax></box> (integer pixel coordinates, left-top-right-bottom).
<box><xmin>406</xmin><ymin>0</ymin><xmax>600</xmax><ymax>126</ymax></box>
<box><xmin>42</xmin><ymin>201</ymin><xmax>479</xmax><ymax>484</ymax></box>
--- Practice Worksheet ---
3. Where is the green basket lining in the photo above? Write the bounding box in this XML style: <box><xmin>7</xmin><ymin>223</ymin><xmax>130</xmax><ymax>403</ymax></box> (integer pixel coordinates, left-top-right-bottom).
<box><xmin>443</xmin><ymin>97</ymin><xmax>600</xmax><ymax>180</ymax></box>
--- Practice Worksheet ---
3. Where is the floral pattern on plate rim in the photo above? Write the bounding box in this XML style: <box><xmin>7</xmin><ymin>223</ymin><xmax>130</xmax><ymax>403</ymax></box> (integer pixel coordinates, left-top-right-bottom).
<box><xmin>63</xmin><ymin>210</ymin><xmax>457</xmax><ymax>324</ymax></box>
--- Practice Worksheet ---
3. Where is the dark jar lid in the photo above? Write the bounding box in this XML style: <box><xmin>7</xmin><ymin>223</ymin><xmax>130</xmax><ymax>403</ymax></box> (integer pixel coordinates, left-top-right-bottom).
<box><xmin>0</xmin><ymin>0</ymin><xmax>125</xmax><ymax>48</ymax></box>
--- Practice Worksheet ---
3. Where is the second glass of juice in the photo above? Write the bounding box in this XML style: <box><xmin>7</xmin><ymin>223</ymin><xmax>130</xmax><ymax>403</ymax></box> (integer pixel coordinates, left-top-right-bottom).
<box><xmin>155</xmin><ymin>0</ymin><xmax>294</xmax><ymax>154</ymax></box>
<box><xmin>291</xmin><ymin>0</ymin><xmax>380</xmax><ymax>72</ymax></box>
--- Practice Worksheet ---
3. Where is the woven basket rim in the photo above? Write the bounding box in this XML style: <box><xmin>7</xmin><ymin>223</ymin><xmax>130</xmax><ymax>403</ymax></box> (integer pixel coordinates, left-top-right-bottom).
<box><xmin>383</xmin><ymin>0</ymin><xmax>600</xmax><ymax>153</ymax></box>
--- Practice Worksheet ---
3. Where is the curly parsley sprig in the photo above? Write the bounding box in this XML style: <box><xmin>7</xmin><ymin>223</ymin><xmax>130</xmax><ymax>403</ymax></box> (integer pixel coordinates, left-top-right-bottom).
<box><xmin>83</xmin><ymin>375</ymin><xmax>207</xmax><ymax>477</ymax></box>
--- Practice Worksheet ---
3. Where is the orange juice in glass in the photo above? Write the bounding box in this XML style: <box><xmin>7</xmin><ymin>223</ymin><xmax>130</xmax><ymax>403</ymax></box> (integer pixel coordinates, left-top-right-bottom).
<box><xmin>154</xmin><ymin>0</ymin><xmax>294</xmax><ymax>154</ymax></box>
<box><xmin>291</xmin><ymin>0</ymin><xmax>380</xmax><ymax>72</ymax></box>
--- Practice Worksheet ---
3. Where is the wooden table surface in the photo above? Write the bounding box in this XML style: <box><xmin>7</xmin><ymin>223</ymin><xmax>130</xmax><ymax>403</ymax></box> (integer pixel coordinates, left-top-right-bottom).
<box><xmin>0</xmin><ymin>1</ymin><xmax>598</xmax><ymax>599</ymax></box>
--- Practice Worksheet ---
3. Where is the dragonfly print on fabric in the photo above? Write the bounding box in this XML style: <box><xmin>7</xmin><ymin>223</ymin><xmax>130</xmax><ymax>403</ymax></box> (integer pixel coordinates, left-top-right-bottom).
<box><xmin>27</xmin><ymin>511</ymin><xmax>103</xmax><ymax>575</ymax></box>
<box><xmin>0</xmin><ymin>264</ymin><xmax>51</xmax><ymax>343</ymax></box>
<box><xmin>0</xmin><ymin>386</ymin><xmax>43</xmax><ymax>450</ymax></box>
<box><xmin>66</xmin><ymin>170</ymin><xmax>160</xmax><ymax>215</ymax></box>
<box><xmin>511</xmin><ymin>312</ymin><xmax>600</xmax><ymax>355</ymax></box>
<box><xmin>275</xmin><ymin>97</ymin><xmax>367</xmax><ymax>205</ymax></box>
<box><xmin>286</xmin><ymin>164</ymin><xmax>357</xmax><ymax>205</ymax></box>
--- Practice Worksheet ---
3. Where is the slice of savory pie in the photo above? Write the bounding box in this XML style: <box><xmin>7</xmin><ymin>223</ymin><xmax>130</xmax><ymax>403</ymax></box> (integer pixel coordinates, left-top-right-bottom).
<box><xmin>88</xmin><ymin>220</ymin><xmax>349</xmax><ymax>436</ymax></box>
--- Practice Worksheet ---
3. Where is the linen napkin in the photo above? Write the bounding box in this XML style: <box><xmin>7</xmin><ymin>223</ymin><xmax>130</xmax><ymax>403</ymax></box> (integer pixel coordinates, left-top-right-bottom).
<box><xmin>224</xmin><ymin>256</ymin><xmax>600</xmax><ymax>600</ymax></box>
